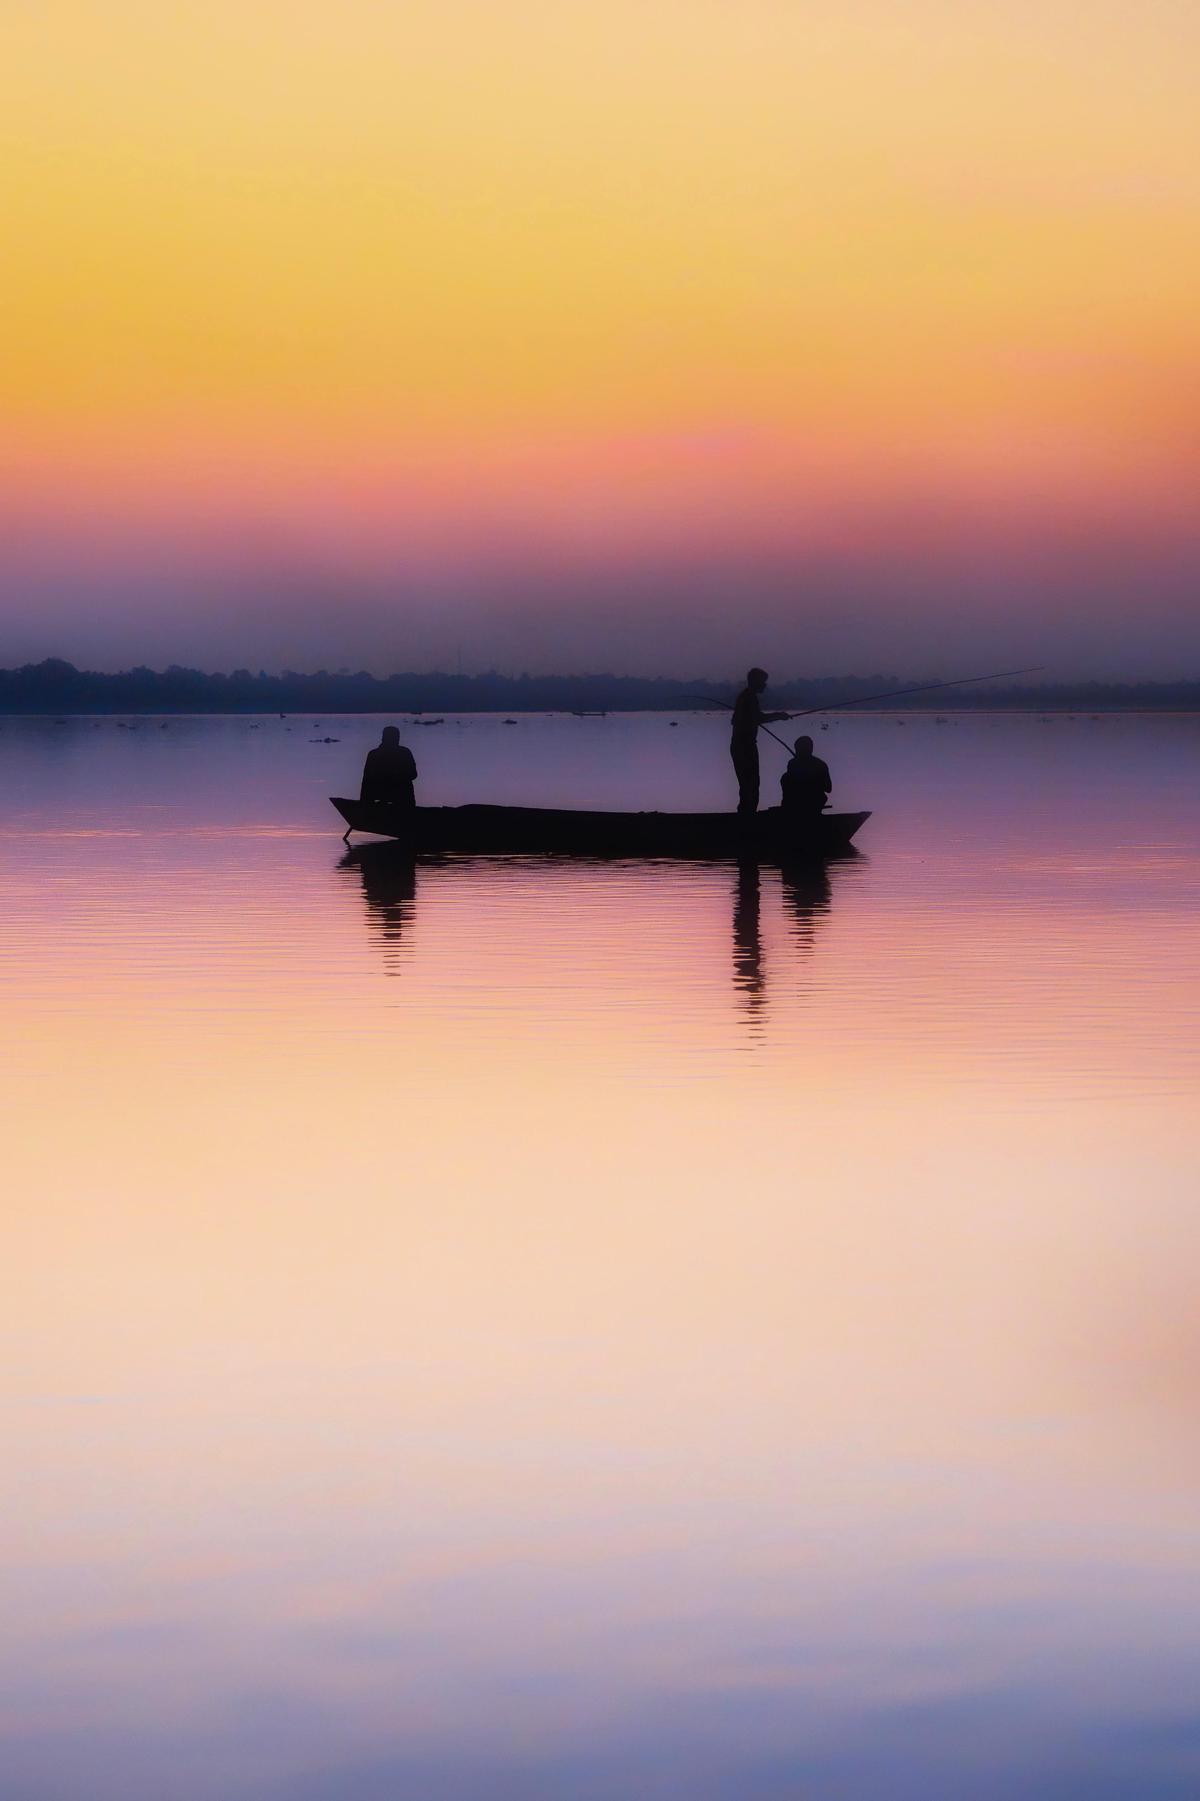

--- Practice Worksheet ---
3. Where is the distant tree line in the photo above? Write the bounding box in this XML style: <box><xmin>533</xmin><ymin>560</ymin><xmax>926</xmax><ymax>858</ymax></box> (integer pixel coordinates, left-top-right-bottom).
<box><xmin>2</xmin><ymin>657</ymin><xmax>1199</xmax><ymax>714</ymax></box>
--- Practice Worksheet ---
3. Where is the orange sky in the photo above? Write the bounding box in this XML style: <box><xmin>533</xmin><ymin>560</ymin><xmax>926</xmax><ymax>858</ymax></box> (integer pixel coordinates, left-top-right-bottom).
<box><xmin>4</xmin><ymin>0</ymin><xmax>1199</xmax><ymax>670</ymax></box>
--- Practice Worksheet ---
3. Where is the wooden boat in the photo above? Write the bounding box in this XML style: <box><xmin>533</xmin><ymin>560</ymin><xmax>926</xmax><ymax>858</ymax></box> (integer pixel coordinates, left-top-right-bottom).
<box><xmin>331</xmin><ymin>798</ymin><xmax>870</xmax><ymax>858</ymax></box>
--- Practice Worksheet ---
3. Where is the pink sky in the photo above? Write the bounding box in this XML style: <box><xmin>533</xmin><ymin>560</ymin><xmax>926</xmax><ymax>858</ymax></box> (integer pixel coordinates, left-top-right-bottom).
<box><xmin>4</xmin><ymin>0</ymin><xmax>1199</xmax><ymax>675</ymax></box>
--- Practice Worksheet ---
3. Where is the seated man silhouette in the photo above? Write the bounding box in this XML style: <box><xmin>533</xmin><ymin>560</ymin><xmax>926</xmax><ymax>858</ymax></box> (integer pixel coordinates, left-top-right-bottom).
<box><xmin>780</xmin><ymin>734</ymin><xmax>831</xmax><ymax>817</ymax></box>
<box><xmin>360</xmin><ymin>726</ymin><xmax>418</xmax><ymax>809</ymax></box>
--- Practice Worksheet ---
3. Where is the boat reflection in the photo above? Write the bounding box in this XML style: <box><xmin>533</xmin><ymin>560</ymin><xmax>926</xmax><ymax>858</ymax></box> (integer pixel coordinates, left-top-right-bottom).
<box><xmin>340</xmin><ymin>846</ymin><xmax>844</xmax><ymax>1012</ymax></box>
<box><xmin>338</xmin><ymin>841</ymin><xmax>417</xmax><ymax>973</ymax></box>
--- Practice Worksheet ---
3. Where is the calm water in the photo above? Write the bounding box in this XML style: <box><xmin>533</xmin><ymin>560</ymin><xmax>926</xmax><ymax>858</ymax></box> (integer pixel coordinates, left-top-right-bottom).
<box><xmin>3</xmin><ymin>711</ymin><xmax>1200</xmax><ymax>1800</ymax></box>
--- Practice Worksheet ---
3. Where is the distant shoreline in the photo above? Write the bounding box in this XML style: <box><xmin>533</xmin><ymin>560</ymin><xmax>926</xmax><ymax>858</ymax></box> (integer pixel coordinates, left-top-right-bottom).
<box><xmin>4</xmin><ymin>659</ymin><xmax>1200</xmax><ymax>716</ymax></box>
<box><xmin>4</xmin><ymin>707</ymin><xmax>1199</xmax><ymax>720</ymax></box>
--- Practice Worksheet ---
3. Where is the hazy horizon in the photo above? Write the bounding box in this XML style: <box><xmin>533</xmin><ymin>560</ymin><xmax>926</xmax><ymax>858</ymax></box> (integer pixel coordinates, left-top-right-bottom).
<box><xmin>5</xmin><ymin>534</ymin><xmax>1200</xmax><ymax>684</ymax></box>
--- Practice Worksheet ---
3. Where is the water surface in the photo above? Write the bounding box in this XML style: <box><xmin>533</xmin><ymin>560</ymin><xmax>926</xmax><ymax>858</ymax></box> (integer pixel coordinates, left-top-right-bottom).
<box><xmin>3</xmin><ymin>712</ymin><xmax>1200</xmax><ymax>1798</ymax></box>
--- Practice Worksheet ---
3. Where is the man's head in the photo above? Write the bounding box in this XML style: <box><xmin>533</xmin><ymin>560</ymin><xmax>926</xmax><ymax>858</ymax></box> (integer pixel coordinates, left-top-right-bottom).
<box><xmin>794</xmin><ymin>734</ymin><xmax>813</xmax><ymax>755</ymax></box>
<box><xmin>747</xmin><ymin>667</ymin><xmax>768</xmax><ymax>692</ymax></box>
<box><xmin>381</xmin><ymin>725</ymin><xmax>401</xmax><ymax>747</ymax></box>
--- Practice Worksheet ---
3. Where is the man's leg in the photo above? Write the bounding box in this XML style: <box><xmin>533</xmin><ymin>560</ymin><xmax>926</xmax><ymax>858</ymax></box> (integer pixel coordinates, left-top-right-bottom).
<box><xmin>731</xmin><ymin>746</ymin><xmax>760</xmax><ymax>815</ymax></box>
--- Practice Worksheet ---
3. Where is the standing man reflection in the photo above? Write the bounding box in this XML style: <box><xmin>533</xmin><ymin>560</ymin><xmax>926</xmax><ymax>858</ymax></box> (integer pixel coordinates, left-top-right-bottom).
<box><xmin>732</xmin><ymin>859</ymin><xmax>766</xmax><ymax>1024</ymax></box>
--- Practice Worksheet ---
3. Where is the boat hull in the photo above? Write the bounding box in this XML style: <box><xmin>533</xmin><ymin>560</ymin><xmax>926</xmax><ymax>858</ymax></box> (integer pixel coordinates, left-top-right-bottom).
<box><xmin>331</xmin><ymin>799</ymin><xmax>870</xmax><ymax>858</ymax></box>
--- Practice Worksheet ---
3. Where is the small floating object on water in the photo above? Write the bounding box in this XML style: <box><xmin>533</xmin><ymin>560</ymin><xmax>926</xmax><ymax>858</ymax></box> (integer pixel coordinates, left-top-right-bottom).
<box><xmin>935</xmin><ymin>716</ymin><xmax>949</xmax><ymax>724</ymax></box>
<box><xmin>309</xmin><ymin>736</ymin><xmax>340</xmax><ymax>743</ymax></box>
<box><xmin>418</xmin><ymin>717</ymin><xmax>445</xmax><ymax>725</ymax></box>
<box><xmin>669</xmin><ymin>720</ymin><xmax>678</xmax><ymax>726</ymax></box>
<box><xmin>503</xmin><ymin>718</ymin><xmax>518</xmax><ymax>725</ymax></box>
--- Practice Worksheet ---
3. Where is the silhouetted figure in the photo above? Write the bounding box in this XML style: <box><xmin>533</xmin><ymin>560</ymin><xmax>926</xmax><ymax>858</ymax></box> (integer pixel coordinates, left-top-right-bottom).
<box><xmin>360</xmin><ymin>726</ymin><xmax>418</xmax><ymax>809</ymax></box>
<box><xmin>730</xmin><ymin>668</ymin><xmax>790</xmax><ymax>816</ymax></box>
<box><xmin>780</xmin><ymin>734</ymin><xmax>831</xmax><ymax>817</ymax></box>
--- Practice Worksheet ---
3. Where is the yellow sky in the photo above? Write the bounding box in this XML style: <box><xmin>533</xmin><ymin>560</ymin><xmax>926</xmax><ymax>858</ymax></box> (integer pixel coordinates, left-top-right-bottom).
<box><xmin>5</xmin><ymin>0</ymin><xmax>1199</xmax><ymax>502</ymax></box>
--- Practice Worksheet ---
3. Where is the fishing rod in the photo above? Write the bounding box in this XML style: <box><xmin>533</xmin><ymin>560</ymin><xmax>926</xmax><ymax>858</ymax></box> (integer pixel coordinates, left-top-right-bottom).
<box><xmin>681</xmin><ymin>697</ymin><xmax>793</xmax><ymax>755</ymax></box>
<box><xmin>788</xmin><ymin>664</ymin><xmax>1045</xmax><ymax>719</ymax></box>
<box><xmin>684</xmin><ymin>664</ymin><xmax>1045</xmax><ymax>751</ymax></box>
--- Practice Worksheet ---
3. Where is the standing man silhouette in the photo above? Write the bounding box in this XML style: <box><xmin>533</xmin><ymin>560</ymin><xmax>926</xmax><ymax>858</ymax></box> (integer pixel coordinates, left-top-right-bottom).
<box><xmin>730</xmin><ymin>668</ymin><xmax>790</xmax><ymax>815</ymax></box>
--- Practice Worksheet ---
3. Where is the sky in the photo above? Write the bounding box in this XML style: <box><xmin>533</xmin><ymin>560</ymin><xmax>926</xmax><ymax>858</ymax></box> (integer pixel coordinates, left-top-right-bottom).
<box><xmin>3</xmin><ymin>0</ymin><xmax>1199</xmax><ymax>677</ymax></box>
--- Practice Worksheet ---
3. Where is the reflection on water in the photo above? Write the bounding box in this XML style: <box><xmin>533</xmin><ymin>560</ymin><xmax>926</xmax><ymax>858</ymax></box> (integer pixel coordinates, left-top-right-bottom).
<box><xmin>731</xmin><ymin>857</ymin><xmax>836</xmax><ymax>1027</ymax></box>
<box><xmin>732</xmin><ymin>859</ymin><xmax>765</xmax><ymax>1023</ymax></box>
<box><xmin>340</xmin><ymin>843</ymin><xmax>418</xmax><ymax>974</ymax></box>
<box><xmin>3</xmin><ymin>714</ymin><xmax>1200</xmax><ymax>1800</ymax></box>
<box><xmin>782</xmin><ymin>858</ymin><xmax>833</xmax><ymax>953</ymax></box>
<box><xmin>342</xmin><ymin>843</ymin><xmax>842</xmax><ymax>1027</ymax></box>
